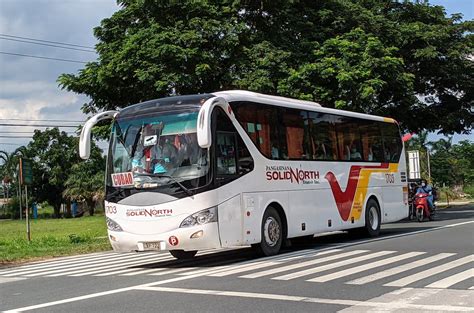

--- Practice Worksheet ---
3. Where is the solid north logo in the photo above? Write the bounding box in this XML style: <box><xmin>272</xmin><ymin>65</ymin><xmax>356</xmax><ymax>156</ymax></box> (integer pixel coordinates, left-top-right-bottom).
<box><xmin>265</xmin><ymin>165</ymin><xmax>320</xmax><ymax>185</ymax></box>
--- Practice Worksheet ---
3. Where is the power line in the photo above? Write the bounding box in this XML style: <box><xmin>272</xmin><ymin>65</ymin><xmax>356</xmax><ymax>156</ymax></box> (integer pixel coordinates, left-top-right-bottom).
<box><xmin>0</xmin><ymin>51</ymin><xmax>88</xmax><ymax>64</ymax></box>
<box><xmin>0</xmin><ymin>131</ymin><xmax>76</xmax><ymax>134</ymax></box>
<box><xmin>0</xmin><ymin>33</ymin><xmax>95</xmax><ymax>49</ymax></box>
<box><xmin>0</xmin><ymin>37</ymin><xmax>96</xmax><ymax>53</ymax></box>
<box><xmin>0</xmin><ymin>123</ymin><xmax>78</xmax><ymax>128</ymax></box>
<box><xmin>0</xmin><ymin>118</ymin><xmax>84</xmax><ymax>123</ymax></box>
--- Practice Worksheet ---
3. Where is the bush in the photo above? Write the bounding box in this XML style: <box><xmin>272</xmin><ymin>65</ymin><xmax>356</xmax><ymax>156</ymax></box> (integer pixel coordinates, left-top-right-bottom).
<box><xmin>463</xmin><ymin>185</ymin><xmax>474</xmax><ymax>199</ymax></box>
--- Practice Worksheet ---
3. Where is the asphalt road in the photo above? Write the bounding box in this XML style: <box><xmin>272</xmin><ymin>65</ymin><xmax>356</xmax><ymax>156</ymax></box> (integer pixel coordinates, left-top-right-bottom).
<box><xmin>1</xmin><ymin>204</ymin><xmax>473</xmax><ymax>313</ymax></box>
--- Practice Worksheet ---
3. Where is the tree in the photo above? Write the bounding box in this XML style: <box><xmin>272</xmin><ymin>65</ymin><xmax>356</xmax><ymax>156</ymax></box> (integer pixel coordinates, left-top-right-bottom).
<box><xmin>24</xmin><ymin>128</ymin><xmax>82</xmax><ymax>218</ymax></box>
<box><xmin>59</xmin><ymin>0</ymin><xmax>473</xmax><ymax>135</ymax></box>
<box><xmin>63</xmin><ymin>148</ymin><xmax>105</xmax><ymax>216</ymax></box>
<box><xmin>430</xmin><ymin>139</ymin><xmax>474</xmax><ymax>189</ymax></box>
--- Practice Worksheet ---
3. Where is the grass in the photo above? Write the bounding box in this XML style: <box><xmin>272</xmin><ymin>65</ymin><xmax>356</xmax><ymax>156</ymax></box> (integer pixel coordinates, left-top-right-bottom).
<box><xmin>0</xmin><ymin>215</ymin><xmax>111</xmax><ymax>265</ymax></box>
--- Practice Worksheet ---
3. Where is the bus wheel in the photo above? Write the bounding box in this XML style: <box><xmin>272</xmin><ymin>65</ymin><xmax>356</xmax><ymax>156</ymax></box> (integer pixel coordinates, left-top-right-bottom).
<box><xmin>255</xmin><ymin>206</ymin><xmax>283</xmax><ymax>256</ymax></box>
<box><xmin>169</xmin><ymin>250</ymin><xmax>197</xmax><ymax>259</ymax></box>
<box><xmin>364</xmin><ymin>199</ymin><xmax>381</xmax><ymax>237</ymax></box>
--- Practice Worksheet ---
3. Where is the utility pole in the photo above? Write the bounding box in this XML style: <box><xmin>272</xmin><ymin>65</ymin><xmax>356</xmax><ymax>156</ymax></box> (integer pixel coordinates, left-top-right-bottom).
<box><xmin>427</xmin><ymin>148</ymin><xmax>431</xmax><ymax>181</ymax></box>
<box><xmin>25</xmin><ymin>185</ymin><xmax>30</xmax><ymax>241</ymax></box>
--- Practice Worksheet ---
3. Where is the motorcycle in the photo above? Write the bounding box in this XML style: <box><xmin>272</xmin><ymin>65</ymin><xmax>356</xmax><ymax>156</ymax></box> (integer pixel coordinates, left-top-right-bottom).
<box><xmin>414</xmin><ymin>192</ymin><xmax>435</xmax><ymax>222</ymax></box>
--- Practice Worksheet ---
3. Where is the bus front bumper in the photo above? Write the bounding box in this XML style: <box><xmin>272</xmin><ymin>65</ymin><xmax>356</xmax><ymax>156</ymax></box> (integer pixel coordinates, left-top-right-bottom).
<box><xmin>107</xmin><ymin>222</ymin><xmax>221</xmax><ymax>252</ymax></box>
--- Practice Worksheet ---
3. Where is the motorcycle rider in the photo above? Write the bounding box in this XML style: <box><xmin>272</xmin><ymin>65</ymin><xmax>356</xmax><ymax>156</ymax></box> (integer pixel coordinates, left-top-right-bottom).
<box><xmin>416</xmin><ymin>179</ymin><xmax>435</xmax><ymax>211</ymax></box>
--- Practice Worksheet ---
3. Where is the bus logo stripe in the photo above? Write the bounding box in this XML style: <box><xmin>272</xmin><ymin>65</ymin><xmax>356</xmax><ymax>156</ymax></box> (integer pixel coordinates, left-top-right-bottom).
<box><xmin>325</xmin><ymin>163</ymin><xmax>390</xmax><ymax>221</ymax></box>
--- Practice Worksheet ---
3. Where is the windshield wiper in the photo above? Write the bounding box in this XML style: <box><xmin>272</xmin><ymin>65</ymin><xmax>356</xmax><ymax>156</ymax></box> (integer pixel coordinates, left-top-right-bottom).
<box><xmin>136</xmin><ymin>173</ymin><xmax>194</xmax><ymax>197</ymax></box>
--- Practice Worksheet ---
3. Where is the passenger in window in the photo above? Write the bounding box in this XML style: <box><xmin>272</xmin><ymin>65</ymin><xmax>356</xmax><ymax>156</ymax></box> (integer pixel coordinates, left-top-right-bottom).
<box><xmin>271</xmin><ymin>143</ymin><xmax>280</xmax><ymax>159</ymax></box>
<box><xmin>350</xmin><ymin>145</ymin><xmax>362</xmax><ymax>160</ymax></box>
<box><xmin>368</xmin><ymin>147</ymin><xmax>373</xmax><ymax>161</ymax></box>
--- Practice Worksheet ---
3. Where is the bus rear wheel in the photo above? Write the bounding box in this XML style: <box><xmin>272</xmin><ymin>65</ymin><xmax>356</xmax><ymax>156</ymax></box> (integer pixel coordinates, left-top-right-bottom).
<box><xmin>254</xmin><ymin>206</ymin><xmax>283</xmax><ymax>257</ymax></box>
<box><xmin>364</xmin><ymin>199</ymin><xmax>381</xmax><ymax>237</ymax></box>
<box><xmin>169</xmin><ymin>250</ymin><xmax>197</xmax><ymax>259</ymax></box>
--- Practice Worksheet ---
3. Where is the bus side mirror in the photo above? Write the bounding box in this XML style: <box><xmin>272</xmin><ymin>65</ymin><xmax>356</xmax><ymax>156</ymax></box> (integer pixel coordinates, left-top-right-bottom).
<box><xmin>79</xmin><ymin>110</ymin><xmax>119</xmax><ymax>159</ymax></box>
<box><xmin>197</xmin><ymin>97</ymin><xmax>227</xmax><ymax>149</ymax></box>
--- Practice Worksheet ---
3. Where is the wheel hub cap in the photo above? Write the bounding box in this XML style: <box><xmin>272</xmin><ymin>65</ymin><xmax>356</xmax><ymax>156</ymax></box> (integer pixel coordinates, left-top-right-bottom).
<box><xmin>264</xmin><ymin>217</ymin><xmax>280</xmax><ymax>247</ymax></box>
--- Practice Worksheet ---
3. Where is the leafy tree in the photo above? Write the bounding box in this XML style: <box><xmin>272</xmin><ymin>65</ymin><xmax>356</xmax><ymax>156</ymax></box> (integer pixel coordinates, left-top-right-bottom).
<box><xmin>59</xmin><ymin>0</ymin><xmax>473</xmax><ymax>135</ymax></box>
<box><xmin>63</xmin><ymin>148</ymin><xmax>105</xmax><ymax>216</ymax></box>
<box><xmin>430</xmin><ymin>139</ymin><xmax>474</xmax><ymax>189</ymax></box>
<box><xmin>24</xmin><ymin>129</ymin><xmax>82</xmax><ymax>218</ymax></box>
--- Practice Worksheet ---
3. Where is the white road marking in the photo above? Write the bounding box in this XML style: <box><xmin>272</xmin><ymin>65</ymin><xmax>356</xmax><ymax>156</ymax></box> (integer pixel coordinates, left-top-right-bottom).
<box><xmin>63</xmin><ymin>256</ymin><xmax>171</xmax><ymax>277</ymax></box>
<box><xmin>0</xmin><ymin>277</ymin><xmax>26</xmax><ymax>284</ymax></box>
<box><xmin>273</xmin><ymin>250</ymin><xmax>395</xmax><ymax>281</ymax></box>
<box><xmin>347</xmin><ymin>252</ymin><xmax>455</xmax><ymax>285</ymax></box>
<box><xmin>426</xmin><ymin>269</ymin><xmax>474</xmax><ymax>289</ymax></box>
<box><xmin>120</xmin><ymin>268</ymin><xmax>169</xmax><ymax>276</ymax></box>
<box><xmin>307</xmin><ymin>251</ymin><xmax>425</xmax><ymax>282</ymax></box>
<box><xmin>147</xmin><ymin>267</ymin><xmax>196</xmax><ymax>276</ymax></box>
<box><xmin>0</xmin><ymin>252</ymin><xmax>140</xmax><ymax>276</ymax></box>
<box><xmin>3</xmin><ymin>252</ymin><xmax>164</xmax><ymax>277</ymax></box>
<box><xmin>93</xmin><ymin>267</ymin><xmax>164</xmax><ymax>277</ymax></box>
<box><xmin>135</xmin><ymin>286</ymin><xmax>474</xmax><ymax>312</ymax></box>
<box><xmin>240</xmin><ymin>249</ymin><xmax>366</xmax><ymax>279</ymax></box>
<box><xmin>385</xmin><ymin>255</ymin><xmax>473</xmax><ymax>287</ymax></box>
<box><xmin>0</xmin><ymin>251</ymin><xmax>122</xmax><ymax>274</ymax></box>
<box><xmin>208</xmin><ymin>261</ymin><xmax>280</xmax><ymax>277</ymax></box>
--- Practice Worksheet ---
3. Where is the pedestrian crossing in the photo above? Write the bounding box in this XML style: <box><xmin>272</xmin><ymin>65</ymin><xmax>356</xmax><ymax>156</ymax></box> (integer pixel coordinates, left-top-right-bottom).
<box><xmin>0</xmin><ymin>248</ymin><xmax>472</xmax><ymax>290</ymax></box>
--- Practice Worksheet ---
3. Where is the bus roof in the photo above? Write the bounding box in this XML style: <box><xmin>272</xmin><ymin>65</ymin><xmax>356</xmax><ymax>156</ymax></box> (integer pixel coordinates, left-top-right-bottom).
<box><xmin>213</xmin><ymin>90</ymin><xmax>396</xmax><ymax>124</ymax></box>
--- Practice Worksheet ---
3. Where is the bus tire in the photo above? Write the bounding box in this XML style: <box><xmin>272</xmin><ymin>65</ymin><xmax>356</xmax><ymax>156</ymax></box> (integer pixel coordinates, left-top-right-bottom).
<box><xmin>255</xmin><ymin>206</ymin><xmax>283</xmax><ymax>257</ymax></box>
<box><xmin>169</xmin><ymin>250</ymin><xmax>197</xmax><ymax>259</ymax></box>
<box><xmin>364</xmin><ymin>199</ymin><xmax>381</xmax><ymax>237</ymax></box>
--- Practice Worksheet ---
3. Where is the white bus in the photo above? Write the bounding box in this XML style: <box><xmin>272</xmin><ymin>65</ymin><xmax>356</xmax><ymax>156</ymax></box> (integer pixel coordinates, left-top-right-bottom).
<box><xmin>80</xmin><ymin>90</ymin><xmax>408</xmax><ymax>259</ymax></box>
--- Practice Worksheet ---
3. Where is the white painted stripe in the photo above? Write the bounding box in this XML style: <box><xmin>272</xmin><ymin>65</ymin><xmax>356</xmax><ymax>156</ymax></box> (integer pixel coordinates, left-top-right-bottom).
<box><xmin>120</xmin><ymin>268</ymin><xmax>168</xmax><ymax>276</ymax></box>
<box><xmin>2</xmin><ymin>252</ymin><xmax>162</xmax><ymax>277</ymax></box>
<box><xmin>469</xmin><ymin>286</ymin><xmax>474</xmax><ymax>290</ymax></box>
<box><xmin>93</xmin><ymin>267</ymin><xmax>163</xmax><ymax>277</ymax></box>
<box><xmin>0</xmin><ymin>252</ymin><xmax>134</xmax><ymax>275</ymax></box>
<box><xmin>135</xmin><ymin>286</ymin><xmax>474</xmax><ymax>312</ymax></box>
<box><xmin>62</xmin><ymin>256</ymin><xmax>172</xmax><ymax>277</ymax></box>
<box><xmin>178</xmin><ymin>265</ymin><xmax>232</xmax><ymax>276</ymax></box>
<box><xmin>178</xmin><ymin>248</ymin><xmax>334</xmax><ymax>277</ymax></box>
<box><xmin>29</xmin><ymin>253</ymin><xmax>170</xmax><ymax>277</ymax></box>
<box><xmin>273</xmin><ymin>250</ymin><xmax>395</xmax><ymax>281</ymax></box>
<box><xmin>426</xmin><ymin>269</ymin><xmax>474</xmax><ymax>289</ymax></box>
<box><xmin>240</xmin><ymin>250</ymin><xmax>366</xmax><ymax>279</ymax></box>
<box><xmin>385</xmin><ymin>255</ymin><xmax>473</xmax><ymax>287</ymax></box>
<box><xmin>307</xmin><ymin>251</ymin><xmax>425</xmax><ymax>282</ymax></box>
<box><xmin>147</xmin><ymin>267</ymin><xmax>196</xmax><ymax>276</ymax></box>
<box><xmin>208</xmin><ymin>261</ymin><xmax>280</xmax><ymax>277</ymax></box>
<box><xmin>347</xmin><ymin>253</ymin><xmax>455</xmax><ymax>285</ymax></box>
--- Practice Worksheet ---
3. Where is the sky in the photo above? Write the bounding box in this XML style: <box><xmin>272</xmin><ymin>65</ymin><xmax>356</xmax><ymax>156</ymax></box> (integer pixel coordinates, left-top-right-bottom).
<box><xmin>0</xmin><ymin>0</ymin><xmax>472</xmax><ymax>153</ymax></box>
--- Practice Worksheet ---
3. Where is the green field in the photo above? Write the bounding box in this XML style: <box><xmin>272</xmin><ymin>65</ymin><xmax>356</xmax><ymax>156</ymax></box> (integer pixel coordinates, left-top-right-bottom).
<box><xmin>0</xmin><ymin>216</ymin><xmax>111</xmax><ymax>264</ymax></box>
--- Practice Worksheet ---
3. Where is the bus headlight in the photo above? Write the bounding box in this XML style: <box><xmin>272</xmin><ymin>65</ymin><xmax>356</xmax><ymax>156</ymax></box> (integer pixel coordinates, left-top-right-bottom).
<box><xmin>106</xmin><ymin>217</ymin><xmax>123</xmax><ymax>232</ymax></box>
<box><xmin>180</xmin><ymin>207</ymin><xmax>217</xmax><ymax>228</ymax></box>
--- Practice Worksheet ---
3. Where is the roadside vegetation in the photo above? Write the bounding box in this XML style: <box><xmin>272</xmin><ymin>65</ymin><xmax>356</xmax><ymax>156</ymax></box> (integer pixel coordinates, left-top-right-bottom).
<box><xmin>0</xmin><ymin>215</ymin><xmax>110</xmax><ymax>264</ymax></box>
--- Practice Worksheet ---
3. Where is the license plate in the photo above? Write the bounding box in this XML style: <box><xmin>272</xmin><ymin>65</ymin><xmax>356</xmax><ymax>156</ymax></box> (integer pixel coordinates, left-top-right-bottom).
<box><xmin>142</xmin><ymin>241</ymin><xmax>162</xmax><ymax>250</ymax></box>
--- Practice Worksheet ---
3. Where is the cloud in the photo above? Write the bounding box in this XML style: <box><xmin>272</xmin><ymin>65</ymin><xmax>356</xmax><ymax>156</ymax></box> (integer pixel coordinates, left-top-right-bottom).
<box><xmin>0</xmin><ymin>0</ymin><xmax>119</xmax><ymax>151</ymax></box>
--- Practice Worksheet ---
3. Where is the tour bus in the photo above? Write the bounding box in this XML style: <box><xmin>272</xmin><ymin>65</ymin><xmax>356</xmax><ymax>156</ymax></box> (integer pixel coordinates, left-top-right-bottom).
<box><xmin>80</xmin><ymin>90</ymin><xmax>408</xmax><ymax>259</ymax></box>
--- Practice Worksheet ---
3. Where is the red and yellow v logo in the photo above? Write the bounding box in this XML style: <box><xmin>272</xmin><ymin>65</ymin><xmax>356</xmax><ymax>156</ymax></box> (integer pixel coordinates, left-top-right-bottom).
<box><xmin>325</xmin><ymin>164</ymin><xmax>389</xmax><ymax>221</ymax></box>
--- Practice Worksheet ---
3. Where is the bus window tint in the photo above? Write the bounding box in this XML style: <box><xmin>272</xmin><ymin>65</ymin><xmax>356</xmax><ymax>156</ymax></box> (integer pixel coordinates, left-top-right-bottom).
<box><xmin>215</xmin><ymin>108</ymin><xmax>254</xmax><ymax>177</ymax></box>
<box><xmin>359</xmin><ymin>121</ymin><xmax>384</xmax><ymax>162</ymax></box>
<box><xmin>308</xmin><ymin>112</ymin><xmax>337</xmax><ymax>160</ymax></box>
<box><xmin>281</xmin><ymin>108</ymin><xmax>306</xmax><ymax>159</ymax></box>
<box><xmin>231</xmin><ymin>102</ymin><xmax>280</xmax><ymax>159</ymax></box>
<box><xmin>335</xmin><ymin>116</ymin><xmax>363</xmax><ymax>161</ymax></box>
<box><xmin>382</xmin><ymin>123</ymin><xmax>402</xmax><ymax>162</ymax></box>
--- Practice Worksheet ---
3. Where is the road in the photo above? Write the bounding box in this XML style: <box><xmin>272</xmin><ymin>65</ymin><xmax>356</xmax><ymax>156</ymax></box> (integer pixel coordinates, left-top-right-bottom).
<box><xmin>1</xmin><ymin>205</ymin><xmax>473</xmax><ymax>313</ymax></box>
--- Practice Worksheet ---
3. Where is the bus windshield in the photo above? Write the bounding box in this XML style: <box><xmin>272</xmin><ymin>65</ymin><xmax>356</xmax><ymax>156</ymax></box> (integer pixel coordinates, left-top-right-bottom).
<box><xmin>107</xmin><ymin>110</ymin><xmax>210</xmax><ymax>192</ymax></box>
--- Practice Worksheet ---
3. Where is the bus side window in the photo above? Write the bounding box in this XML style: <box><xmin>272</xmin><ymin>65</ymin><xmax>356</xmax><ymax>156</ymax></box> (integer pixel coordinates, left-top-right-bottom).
<box><xmin>214</xmin><ymin>108</ymin><xmax>254</xmax><ymax>183</ymax></box>
<box><xmin>216</xmin><ymin>132</ymin><xmax>237</xmax><ymax>175</ymax></box>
